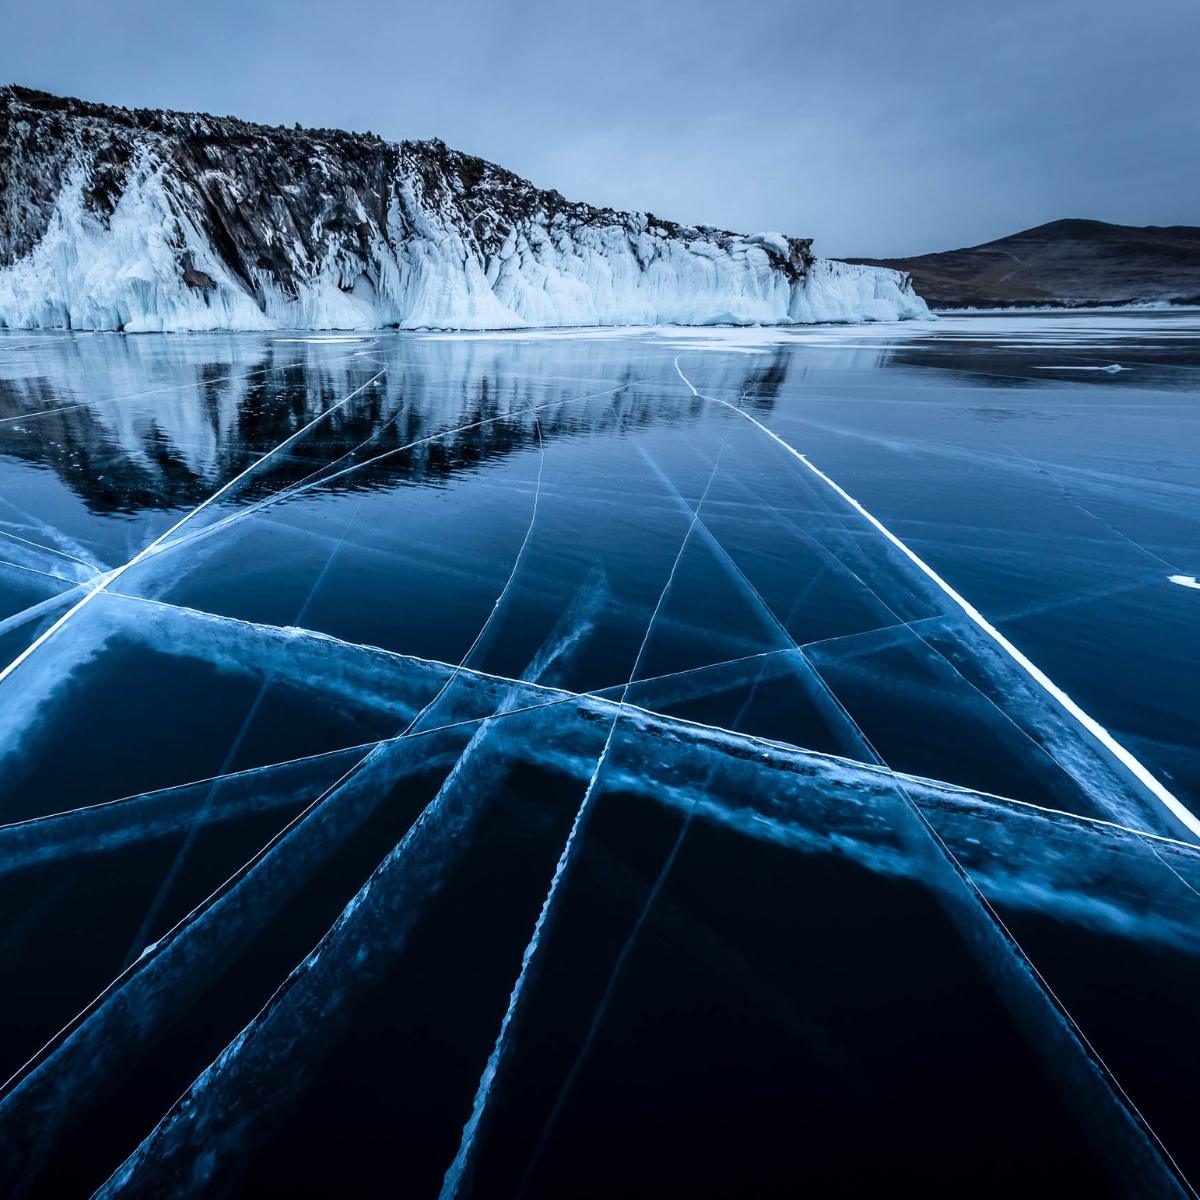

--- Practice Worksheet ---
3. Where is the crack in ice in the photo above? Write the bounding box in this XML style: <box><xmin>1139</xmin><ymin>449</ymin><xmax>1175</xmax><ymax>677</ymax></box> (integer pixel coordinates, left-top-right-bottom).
<box><xmin>0</xmin><ymin>529</ymin><xmax>102</xmax><ymax>574</ymax></box>
<box><xmin>0</xmin><ymin>558</ymin><xmax>80</xmax><ymax>586</ymax></box>
<box><xmin>0</xmin><ymin>370</ymin><xmax>387</xmax><ymax>692</ymax></box>
<box><xmin>438</xmin><ymin>429</ymin><xmax>731</xmax><ymax>1200</ymax></box>
<box><xmin>674</xmin><ymin>357</ymin><xmax>1200</xmax><ymax>842</ymax></box>
<box><xmin>673</xmin><ymin>358</ymin><xmax>1196</xmax><ymax>1197</ymax></box>
<box><xmin>88</xmin><ymin>571</ymin><xmax>607</xmax><ymax>1197</ymax></box>
<box><xmin>683</xmin><ymin>444</ymin><xmax>1191</xmax><ymax>832</ymax></box>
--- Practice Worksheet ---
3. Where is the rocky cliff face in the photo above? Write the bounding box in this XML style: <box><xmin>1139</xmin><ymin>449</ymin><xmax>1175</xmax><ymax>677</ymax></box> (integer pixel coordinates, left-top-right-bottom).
<box><xmin>0</xmin><ymin>86</ymin><xmax>928</xmax><ymax>331</ymax></box>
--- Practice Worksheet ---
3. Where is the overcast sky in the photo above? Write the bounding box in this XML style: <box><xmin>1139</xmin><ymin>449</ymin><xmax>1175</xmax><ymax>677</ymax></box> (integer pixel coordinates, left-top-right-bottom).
<box><xmin>2</xmin><ymin>0</ymin><xmax>1196</xmax><ymax>257</ymax></box>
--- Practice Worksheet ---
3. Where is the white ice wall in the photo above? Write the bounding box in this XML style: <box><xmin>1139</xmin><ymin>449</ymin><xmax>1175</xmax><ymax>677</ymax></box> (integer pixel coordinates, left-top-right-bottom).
<box><xmin>0</xmin><ymin>155</ymin><xmax>929</xmax><ymax>332</ymax></box>
<box><xmin>0</xmin><ymin>156</ymin><xmax>274</xmax><ymax>333</ymax></box>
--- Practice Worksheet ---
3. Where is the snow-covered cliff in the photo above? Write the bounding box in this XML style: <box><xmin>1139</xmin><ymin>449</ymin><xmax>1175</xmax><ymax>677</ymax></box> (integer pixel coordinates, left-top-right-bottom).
<box><xmin>0</xmin><ymin>87</ymin><xmax>928</xmax><ymax>332</ymax></box>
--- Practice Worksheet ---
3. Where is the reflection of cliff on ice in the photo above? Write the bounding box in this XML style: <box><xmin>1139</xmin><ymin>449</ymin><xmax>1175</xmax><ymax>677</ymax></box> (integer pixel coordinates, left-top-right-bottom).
<box><xmin>0</xmin><ymin>332</ymin><xmax>801</xmax><ymax>510</ymax></box>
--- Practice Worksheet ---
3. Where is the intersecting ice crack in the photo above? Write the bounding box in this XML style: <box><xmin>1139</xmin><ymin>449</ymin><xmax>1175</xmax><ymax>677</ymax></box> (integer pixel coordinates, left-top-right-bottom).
<box><xmin>4</xmin><ymin>347</ymin><xmax>1196</xmax><ymax>1194</ymax></box>
<box><xmin>437</xmin><ymin>428</ymin><xmax>735</xmax><ymax>1200</ymax></box>
<box><xmin>0</xmin><ymin>588</ymin><xmax>805</xmax><ymax>787</ymax></box>
<box><xmin>0</xmin><ymin>581</ymin><xmax>1150</xmax><ymax>852</ymax></box>
<box><xmin>681</xmin><ymin>443</ymin><xmax>1144</xmax><ymax>819</ymax></box>
<box><xmin>13</xmin><ymin>587</ymin><xmax>1170</xmax><ymax>862</ymax></box>
<box><xmin>635</xmin><ymin>442</ymin><xmax>878</xmax><ymax>764</ymax></box>
<box><xmin>0</xmin><ymin>370</ymin><xmax>388</xmax><ymax>694</ymax></box>
<box><xmin>0</xmin><ymin>564</ymin><xmax>1165</xmax><ymax>860</ymax></box>
<box><xmin>5</xmin><ymin>574</ymin><xmax>1200</xmax><ymax>1195</ymax></box>
<box><xmin>116</xmin><ymin>391</ymin><xmax>547</xmax><ymax>975</ymax></box>
<box><xmin>7</xmin><ymin>652</ymin><xmax>1198</xmax><ymax>896</ymax></box>
<box><xmin>674</xmin><ymin>358</ymin><xmax>1200</xmax><ymax>842</ymax></box>
<box><xmin>88</xmin><ymin>563</ymin><xmax>614</xmax><ymax>1198</ymax></box>
<box><xmin>668</xmin><ymin>358</ymin><xmax>1194</xmax><ymax>1198</ymax></box>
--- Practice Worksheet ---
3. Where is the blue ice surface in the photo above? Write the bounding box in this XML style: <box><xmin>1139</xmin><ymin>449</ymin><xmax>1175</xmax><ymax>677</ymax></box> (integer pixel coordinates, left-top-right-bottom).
<box><xmin>0</xmin><ymin>312</ymin><xmax>1199</xmax><ymax>1198</ymax></box>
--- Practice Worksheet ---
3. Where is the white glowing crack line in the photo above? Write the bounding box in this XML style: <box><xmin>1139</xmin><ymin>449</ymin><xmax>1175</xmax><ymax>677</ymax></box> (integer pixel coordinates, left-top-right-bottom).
<box><xmin>674</xmin><ymin>357</ymin><xmax>1200</xmax><ymax>841</ymax></box>
<box><xmin>0</xmin><ymin>371</ymin><xmax>387</xmax><ymax>690</ymax></box>
<box><xmin>0</xmin><ymin>530</ymin><xmax>102</xmax><ymax>574</ymax></box>
<box><xmin>0</xmin><ymin>558</ymin><xmax>81</xmax><ymax>586</ymax></box>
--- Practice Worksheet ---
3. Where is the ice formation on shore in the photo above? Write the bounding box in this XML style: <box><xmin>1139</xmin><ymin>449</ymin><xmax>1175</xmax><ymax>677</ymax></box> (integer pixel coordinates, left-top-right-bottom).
<box><xmin>0</xmin><ymin>87</ymin><xmax>928</xmax><ymax>332</ymax></box>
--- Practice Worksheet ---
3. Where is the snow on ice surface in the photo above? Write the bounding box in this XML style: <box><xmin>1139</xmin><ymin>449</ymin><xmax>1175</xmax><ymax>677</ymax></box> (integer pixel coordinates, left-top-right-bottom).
<box><xmin>0</xmin><ymin>316</ymin><xmax>1199</xmax><ymax>1198</ymax></box>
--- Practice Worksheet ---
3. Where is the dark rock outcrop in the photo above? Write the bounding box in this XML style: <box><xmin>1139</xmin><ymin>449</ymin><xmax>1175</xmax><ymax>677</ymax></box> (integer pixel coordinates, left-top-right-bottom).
<box><xmin>845</xmin><ymin>219</ymin><xmax>1200</xmax><ymax>310</ymax></box>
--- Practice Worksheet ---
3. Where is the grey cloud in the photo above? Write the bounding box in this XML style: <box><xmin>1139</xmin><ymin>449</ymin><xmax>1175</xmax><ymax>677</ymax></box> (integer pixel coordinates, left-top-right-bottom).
<box><xmin>2</xmin><ymin>0</ymin><xmax>1196</xmax><ymax>256</ymax></box>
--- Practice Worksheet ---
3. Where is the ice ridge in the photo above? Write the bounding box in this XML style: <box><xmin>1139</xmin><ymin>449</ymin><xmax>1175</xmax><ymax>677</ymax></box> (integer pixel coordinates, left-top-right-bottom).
<box><xmin>0</xmin><ymin>87</ymin><xmax>929</xmax><ymax>332</ymax></box>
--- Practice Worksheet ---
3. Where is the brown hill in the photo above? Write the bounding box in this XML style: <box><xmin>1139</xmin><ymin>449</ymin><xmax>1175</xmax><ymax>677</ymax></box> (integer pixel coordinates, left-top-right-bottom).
<box><xmin>845</xmin><ymin>219</ymin><xmax>1200</xmax><ymax>309</ymax></box>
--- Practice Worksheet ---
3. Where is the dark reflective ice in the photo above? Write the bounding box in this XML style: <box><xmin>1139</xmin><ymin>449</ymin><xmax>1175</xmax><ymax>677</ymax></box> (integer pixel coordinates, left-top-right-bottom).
<box><xmin>0</xmin><ymin>313</ymin><xmax>1199</xmax><ymax>1198</ymax></box>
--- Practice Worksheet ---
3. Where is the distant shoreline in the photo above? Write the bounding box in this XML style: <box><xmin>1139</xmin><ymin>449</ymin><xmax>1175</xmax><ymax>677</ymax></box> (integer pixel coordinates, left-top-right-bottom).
<box><xmin>844</xmin><ymin>218</ymin><xmax>1200</xmax><ymax>311</ymax></box>
<box><xmin>927</xmin><ymin>301</ymin><xmax>1200</xmax><ymax>314</ymax></box>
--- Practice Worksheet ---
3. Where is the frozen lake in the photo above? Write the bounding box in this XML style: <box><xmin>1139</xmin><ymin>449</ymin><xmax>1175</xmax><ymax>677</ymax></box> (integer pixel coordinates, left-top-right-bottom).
<box><xmin>0</xmin><ymin>312</ymin><xmax>1198</xmax><ymax>1197</ymax></box>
